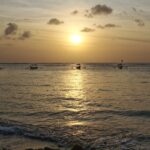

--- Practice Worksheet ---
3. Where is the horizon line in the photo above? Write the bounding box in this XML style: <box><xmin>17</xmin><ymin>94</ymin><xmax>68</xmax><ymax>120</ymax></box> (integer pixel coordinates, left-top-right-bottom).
<box><xmin>0</xmin><ymin>62</ymin><xmax>150</xmax><ymax>64</ymax></box>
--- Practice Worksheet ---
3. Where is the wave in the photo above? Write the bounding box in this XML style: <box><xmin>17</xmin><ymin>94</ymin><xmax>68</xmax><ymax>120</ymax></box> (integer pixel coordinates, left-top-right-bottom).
<box><xmin>0</xmin><ymin>110</ymin><xmax>79</xmax><ymax>119</ymax></box>
<box><xmin>1</xmin><ymin>109</ymin><xmax>149</xmax><ymax>122</ymax></box>
<box><xmin>0</xmin><ymin>119</ymin><xmax>60</xmax><ymax>143</ymax></box>
<box><xmin>0</xmin><ymin>83</ymin><xmax>51</xmax><ymax>87</ymax></box>
<box><xmin>89</xmin><ymin>110</ymin><xmax>150</xmax><ymax>118</ymax></box>
<box><xmin>0</xmin><ymin>118</ymin><xmax>149</xmax><ymax>149</ymax></box>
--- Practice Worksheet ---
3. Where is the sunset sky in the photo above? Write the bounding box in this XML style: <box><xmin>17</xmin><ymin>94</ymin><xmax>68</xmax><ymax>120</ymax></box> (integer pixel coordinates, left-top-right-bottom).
<box><xmin>0</xmin><ymin>0</ymin><xmax>150</xmax><ymax>63</ymax></box>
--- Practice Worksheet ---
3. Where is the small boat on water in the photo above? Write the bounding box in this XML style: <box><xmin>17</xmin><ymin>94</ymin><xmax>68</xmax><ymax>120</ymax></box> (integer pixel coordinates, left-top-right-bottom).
<box><xmin>30</xmin><ymin>64</ymin><xmax>38</xmax><ymax>70</ymax></box>
<box><xmin>117</xmin><ymin>63</ymin><xmax>123</xmax><ymax>69</ymax></box>
<box><xmin>72</xmin><ymin>64</ymin><xmax>86</xmax><ymax>70</ymax></box>
<box><xmin>76</xmin><ymin>64</ymin><xmax>81</xmax><ymax>70</ymax></box>
<box><xmin>117</xmin><ymin>60</ymin><xmax>124</xmax><ymax>69</ymax></box>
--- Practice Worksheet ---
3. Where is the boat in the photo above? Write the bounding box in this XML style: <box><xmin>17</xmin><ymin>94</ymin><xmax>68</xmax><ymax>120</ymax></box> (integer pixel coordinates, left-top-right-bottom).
<box><xmin>117</xmin><ymin>63</ymin><xmax>123</xmax><ymax>69</ymax></box>
<box><xmin>117</xmin><ymin>60</ymin><xmax>124</xmax><ymax>69</ymax></box>
<box><xmin>76</xmin><ymin>64</ymin><xmax>81</xmax><ymax>70</ymax></box>
<box><xmin>30</xmin><ymin>64</ymin><xmax>38</xmax><ymax>70</ymax></box>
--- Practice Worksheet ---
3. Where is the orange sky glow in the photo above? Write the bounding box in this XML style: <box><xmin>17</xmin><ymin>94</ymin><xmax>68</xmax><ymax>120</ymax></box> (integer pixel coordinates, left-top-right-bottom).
<box><xmin>0</xmin><ymin>0</ymin><xmax>150</xmax><ymax>63</ymax></box>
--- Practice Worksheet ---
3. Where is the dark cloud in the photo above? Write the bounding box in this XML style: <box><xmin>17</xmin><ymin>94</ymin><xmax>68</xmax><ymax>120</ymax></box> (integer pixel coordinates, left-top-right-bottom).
<box><xmin>97</xmin><ymin>24</ymin><xmax>120</xmax><ymax>29</ymax></box>
<box><xmin>71</xmin><ymin>10</ymin><xmax>78</xmax><ymax>15</ymax></box>
<box><xmin>134</xmin><ymin>19</ymin><xmax>145</xmax><ymax>27</ymax></box>
<box><xmin>85</xmin><ymin>4</ymin><xmax>113</xmax><ymax>18</ymax></box>
<box><xmin>105</xmin><ymin>24</ymin><xmax>119</xmax><ymax>28</ymax></box>
<box><xmin>19</xmin><ymin>31</ymin><xmax>31</xmax><ymax>40</ymax></box>
<box><xmin>132</xmin><ymin>7</ymin><xmax>137</xmax><ymax>12</ymax></box>
<box><xmin>81</xmin><ymin>27</ymin><xmax>95</xmax><ymax>32</ymax></box>
<box><xmin>48</xmin><ymin>18</ymin><xmax>64</xmax><ymax>25</ymax></box>
<box><xmin>2</xmin><ymin>23</ymin><xmax>32</xmax><ymax>41</ymax></box>
<box><xmin>91</xmin><ymin>4</ymin><xmax>113</xmax><ymax>15</ymax></box>
<box><xmin>4</xmin><ymin>23</ymin><xmax>18</xmax><ymax>36</ymax></box>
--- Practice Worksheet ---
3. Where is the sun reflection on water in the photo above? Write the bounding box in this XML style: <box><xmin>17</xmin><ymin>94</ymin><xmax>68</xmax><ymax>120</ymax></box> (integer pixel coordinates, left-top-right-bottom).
<box><xmin>63</xmin><ymin>70</ymin><xmax>87</xmax><ymax>127</ymax></box>
<box><xmin>65</xmin><ymin>70</ymin><xmax>86</xmax><ymax>100</ymax></box>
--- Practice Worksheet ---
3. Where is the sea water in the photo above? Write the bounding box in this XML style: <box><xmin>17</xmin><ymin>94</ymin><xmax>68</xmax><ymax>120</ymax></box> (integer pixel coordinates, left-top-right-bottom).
<box><xmin>0</xmin><ymin>63</ymin><xmax>150</xmax><ymax>149</ymax></box>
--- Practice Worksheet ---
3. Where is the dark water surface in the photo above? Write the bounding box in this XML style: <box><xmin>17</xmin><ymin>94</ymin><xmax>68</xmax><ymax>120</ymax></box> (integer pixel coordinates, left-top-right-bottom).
<box><xmin>0</xmin><ymin>63</ymin><xmax>150</xmax><ymax>149</ymax></box>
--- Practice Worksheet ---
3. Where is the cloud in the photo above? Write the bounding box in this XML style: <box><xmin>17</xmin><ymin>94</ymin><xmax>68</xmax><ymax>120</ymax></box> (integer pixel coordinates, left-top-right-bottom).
<box><xmin>71</xmin><ymin>10</ymin><xmax>78</xmax><ymax>15</ymax></box>
<box><xmin>132</xmin><ymin>7</ymin><xmax>137</xmax><ymax>12</ymax></box>
<box><xmin>84</xmin><ymin>13</ymin><xmax>93</xmax><ymax>18</ymax></box>
<box><xmin>91</xmin><ymin>4</ymin><xmax>113</xmax><ymax>15</ymax></box>
<box><xmin>105</xmin><ymin>24</ymin><xmax>119</xmax><ymax>28</ymax></box>
<box><xmin>85</xmin><ymin>4</ymin><xmax>113</xmax><ymax>18</ymax></box>
<box><xmin>81</xmin><ymin>27</ymin><xmax>95</xmax><ymax>32</ymax></box>
<box><xmin>19</xmin><ymin>31</ymin><xmax>31</xmax><ymax>40</ymax></box>
<box><xmin>132</xmin><ymin>7</ymin><xmax>144</xmax><ymax>13</ymax></box>
<box><xmin>2</xmin><ymin>23</ymin><xmax>32</xmax><ymax>41</ymax></box>
<box><xmin>4</xmin><ymin>23</ymin><xmax>18</xmax><ymax>36</ymax></box>
<box><xmin>134</xmin><ymin>19</ymin><xmax>145</xmax><ymax>27</ymax></box>
<box><xmin>48</xmin><ymin>18</ymin><xmax>64</xmax><ymax>25</ymax></box>
<box><xmin>97</xmin><ymin>25</ymin><xmax>105</xmax><ymax>29</ymax></box>
<box><xmin>114</xmin><ymin>36</ymin><xmax>150</xmax><ymax>43</ymax></box>
<box><xmin>97</xmin><ymin>24</ymin><xmax>120</xmax><ymax>29</ymax></box>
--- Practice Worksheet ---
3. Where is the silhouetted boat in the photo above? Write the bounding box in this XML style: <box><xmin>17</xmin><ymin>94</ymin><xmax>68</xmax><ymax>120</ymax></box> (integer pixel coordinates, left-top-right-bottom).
<box><xmin>117</xmin><ymin>60</ymin><xmax>124</xmax><ymax>69</ymax></box>
<box><xmin>117</xmin><ymin>63</ymin><xmax>123</xmax><ymax>69</ymax></box>
<box><xmin>30</xmin><ymin>64</ymin><xmax>38</xmax><ymax>70</ymax></box>
<box><xmin>76</xmin><ymin>64</ymin><xmax>81</xmax><ymax>70</ymax></box>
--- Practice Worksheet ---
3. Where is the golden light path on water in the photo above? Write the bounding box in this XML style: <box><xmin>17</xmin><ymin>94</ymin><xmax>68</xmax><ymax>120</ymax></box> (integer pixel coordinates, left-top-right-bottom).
<box><xmin>64</xmin><ymin>70</ymin><xmax>87</xmax><ymax>127</ymax></box>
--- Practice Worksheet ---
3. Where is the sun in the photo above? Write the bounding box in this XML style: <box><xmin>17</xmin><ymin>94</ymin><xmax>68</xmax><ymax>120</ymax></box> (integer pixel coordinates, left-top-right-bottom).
<box><xmin>70</xmin><ymin>34</ymin><xmax>82</xmax><ymax>44</ymax></box>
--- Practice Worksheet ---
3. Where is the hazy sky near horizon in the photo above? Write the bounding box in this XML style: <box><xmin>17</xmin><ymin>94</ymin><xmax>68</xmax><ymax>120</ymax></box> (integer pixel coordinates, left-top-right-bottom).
<box><xmin>0</xmin><ymin>0</ymin><xmax>150</xmax><ymax>63</ymax></box>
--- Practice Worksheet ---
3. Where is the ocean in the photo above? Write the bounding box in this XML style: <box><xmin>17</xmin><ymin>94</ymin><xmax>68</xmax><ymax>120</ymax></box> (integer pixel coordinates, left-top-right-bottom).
<box><xmin>0</xmin><ymin>63</ymin><xmax>150</xmax><ymax>150</ymax></box>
